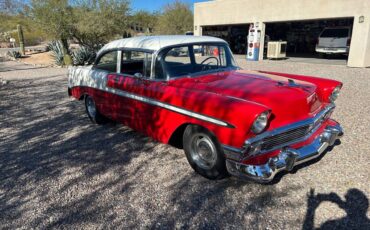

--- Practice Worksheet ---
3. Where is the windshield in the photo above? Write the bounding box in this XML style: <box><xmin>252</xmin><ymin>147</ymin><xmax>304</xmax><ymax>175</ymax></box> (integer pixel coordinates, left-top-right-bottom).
<box><xmin>157</xmin><ymin>43</ymin><xmax>238</xmax><ymax>79</ymax></box>
<box><xmin>320</xmin><ymin>28</ymin><xmax>349</xmax><ymax>38</ymax></box>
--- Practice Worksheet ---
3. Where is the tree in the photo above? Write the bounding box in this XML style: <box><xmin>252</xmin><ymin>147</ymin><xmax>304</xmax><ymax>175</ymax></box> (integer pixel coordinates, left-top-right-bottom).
<box><xmin>71</xmin><ymin>0</ymin><xmax>130</xmax><ymax>50</ymax></box>
<box><xmin>30</xmin><ymin>0</ymin><xmax>74</xmax><ymax>64</ymax></box>
<box><xmin>131</xmin><ymin>10</ymin><xmax>159</xmax><ymax>35</ymax></box>
<box><xmin>30</xmin><ymin>0</ymin><xmax>73</xmax><ymax>50</ymax></box>
<box><xmin>0</xmin><ymin>13</ymin><xmax>48</xmax><ymax>47</ymax></box>
<box><xmin>155</xmin><ymin>0</ymin><xmax>193</xmax><ymax>35</ymax></box>
<box><xmin>30</xmin><ymin>0</ymin><xmax>131</xmax><ymax>64</ymax></box>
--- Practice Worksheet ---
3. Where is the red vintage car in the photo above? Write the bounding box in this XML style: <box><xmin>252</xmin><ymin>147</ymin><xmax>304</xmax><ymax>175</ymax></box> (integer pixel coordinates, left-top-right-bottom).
<box><xmin>68</xmin><ymin>35</ymin><xmax>343</xmax><ymax>183</ymax></box>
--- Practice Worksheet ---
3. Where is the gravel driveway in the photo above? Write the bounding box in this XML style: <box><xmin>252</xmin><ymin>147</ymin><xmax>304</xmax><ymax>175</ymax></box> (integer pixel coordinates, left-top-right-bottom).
<box><xmin>0</xmin><ymin>60</ymin><xmax>369</xmax><ymax>229</ymax></box>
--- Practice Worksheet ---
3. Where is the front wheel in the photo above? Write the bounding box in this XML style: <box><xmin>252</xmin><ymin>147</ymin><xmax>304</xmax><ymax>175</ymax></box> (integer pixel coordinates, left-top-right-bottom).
<box><xmin>84</xmin><ymin>95</ymin><xmax>108</xmax><ymax>124</ymax></box>
<box><xmin>183</xmin><ymin>125</ymin><xmax>228</xmax><ymax>180</ymax></box>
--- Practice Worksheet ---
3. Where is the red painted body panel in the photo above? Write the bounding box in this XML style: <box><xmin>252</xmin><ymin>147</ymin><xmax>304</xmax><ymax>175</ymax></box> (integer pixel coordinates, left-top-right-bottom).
<box><xmin>259</xmin><ymin>71</ymin><xmax>342</xmax><ymax>103</ymax></box>
<box><xmin>70</xmin><ymin>69</ymin><xmax>342</xmax><ymax>165</ymax></box>
<box><xmin>167</xmin><ymin>70</ymin><xmax>328</xmax><ymax>129</ymax></box>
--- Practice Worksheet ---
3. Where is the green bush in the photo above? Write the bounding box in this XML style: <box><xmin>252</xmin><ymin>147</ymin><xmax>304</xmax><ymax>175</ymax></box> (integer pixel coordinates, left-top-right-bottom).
<box><xmin>47</xmin><ymin>40</ymin><xmax>64</xmax><ymax>66</ymax></box>
<box><xmin>72</xmin><ymin>46</ymin><xmax>96</xmax><ymax>66</ymax></box>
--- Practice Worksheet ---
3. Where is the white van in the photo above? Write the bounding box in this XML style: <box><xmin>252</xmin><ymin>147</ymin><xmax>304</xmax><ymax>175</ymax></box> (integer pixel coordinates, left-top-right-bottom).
<box><xmin>315</xmin><ymin>27</ymin><xmax>351</xmax><ymax>55</ymax></box>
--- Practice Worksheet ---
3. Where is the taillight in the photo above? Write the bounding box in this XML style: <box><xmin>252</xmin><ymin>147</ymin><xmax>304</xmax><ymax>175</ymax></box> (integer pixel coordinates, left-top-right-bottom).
<box><xmin>347</xmin><ymin>38</ymin><xmax>351</xmax><ymax>46</ymax></box>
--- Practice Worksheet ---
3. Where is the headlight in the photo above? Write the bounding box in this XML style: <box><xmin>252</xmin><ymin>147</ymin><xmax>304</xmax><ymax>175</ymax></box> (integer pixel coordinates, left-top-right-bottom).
<box><xmin>330</xmin><ymin>86</ymin><xmax>341</xmax><ymax>102</ymax></box>
<box><xmin>251</xmin><ymin>111</ymin><xmax>270</xmax><ymax>134</ymax></box>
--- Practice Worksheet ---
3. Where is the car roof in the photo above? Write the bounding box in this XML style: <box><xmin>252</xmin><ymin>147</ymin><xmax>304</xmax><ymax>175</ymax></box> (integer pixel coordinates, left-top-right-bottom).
<box><xmin>97</xmin><ymin>35</ymin><xmax>227</xmax><ymax>56</ymax></box>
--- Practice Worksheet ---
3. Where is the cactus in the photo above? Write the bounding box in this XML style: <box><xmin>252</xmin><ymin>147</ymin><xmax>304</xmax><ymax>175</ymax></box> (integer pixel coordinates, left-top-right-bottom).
<box><xmin>17</xmin><ymin>24</ymin><xmax>25</xmax><ymax>56</ymax></box>
<box><xmin>63</xmin><ymin>53</ymin><xmax>73</xmax><ymax>66</ymax></box>
<box><xmin>47</xmin><ymin>41</ymin><xmax>65</xmax><ymax>66</ymax></box>
<box><xmin>72</xmin><ymin>46</ymin><xmax>97</xmax><ymax>66</ymax></box>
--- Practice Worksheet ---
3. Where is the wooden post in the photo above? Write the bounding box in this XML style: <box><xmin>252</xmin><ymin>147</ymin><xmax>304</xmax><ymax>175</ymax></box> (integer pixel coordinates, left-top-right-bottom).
<box><xmin>17</xmin><ymin>24</ymin><xmax>25</xmax><ymax>56</ymax></box>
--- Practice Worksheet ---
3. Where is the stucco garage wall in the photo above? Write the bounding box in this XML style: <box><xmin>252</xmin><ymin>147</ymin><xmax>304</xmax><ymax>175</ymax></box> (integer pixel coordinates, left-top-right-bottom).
<box><xmin>194</xmin><ymin>0</ymin><xmax>370</xmax><ymax>67</ymax></box>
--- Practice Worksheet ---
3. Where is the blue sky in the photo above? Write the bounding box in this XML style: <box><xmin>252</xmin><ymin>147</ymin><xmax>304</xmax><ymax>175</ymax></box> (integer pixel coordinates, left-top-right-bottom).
<box><xmin>21</xmin><ymin>0</ymin><xmax>209</xmax><ymax>12</ymax></box>
<box><xmin>131</xmin><ymin>0</ymin><xmax>210</xmax><ymax>12</ymax></box>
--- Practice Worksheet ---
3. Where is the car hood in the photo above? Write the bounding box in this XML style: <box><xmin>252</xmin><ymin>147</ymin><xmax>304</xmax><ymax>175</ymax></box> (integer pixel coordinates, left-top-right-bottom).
<box><xmin>168</xmin><ymin>70</ymin><xmax>323</xmax><ymax>128</ymax></box>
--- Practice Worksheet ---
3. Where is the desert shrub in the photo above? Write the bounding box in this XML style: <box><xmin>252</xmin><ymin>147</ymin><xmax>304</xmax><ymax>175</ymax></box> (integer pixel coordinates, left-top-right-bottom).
<box><xmin>72</xmin><ymin>46</ymin><xmax>96</xmax><ymax>66</ymax></box>
<box><xmin>47</xmin><ymin>40</ymin><xmax>64</xmax><ymax>66</ymax></box>
<box><xmin>8</xmin><ymin>31</ymin><xmax>45</xmax><ymax>46</ymax></box>
<box><xmin>6</xmin><ymin>50</ymin><xmax>21</xmax><ymax>59</ymax></box>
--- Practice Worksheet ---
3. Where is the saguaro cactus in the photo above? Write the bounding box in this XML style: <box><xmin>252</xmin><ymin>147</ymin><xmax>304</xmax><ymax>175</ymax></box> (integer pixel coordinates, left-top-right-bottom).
<box><xmin>61</xmin><ymin>38</ymin><xmax>72</xmax><ymax>66</ymax></box>
<box><xmin>17</xmin><ymin>24</ymin><xmax>25</xmax><ymax>56</ymax></box>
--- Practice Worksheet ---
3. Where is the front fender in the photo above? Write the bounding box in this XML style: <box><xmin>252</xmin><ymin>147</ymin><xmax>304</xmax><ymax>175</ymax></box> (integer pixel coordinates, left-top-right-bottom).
<box><xmin>156</xmin><ymin>87</ymin><xmax>271</xmax><ymax>148</ymax></box>
<box><xmin>259</xmin><ymin>71</ymin><xmax>342</xmax><ymax>103</ymax></box>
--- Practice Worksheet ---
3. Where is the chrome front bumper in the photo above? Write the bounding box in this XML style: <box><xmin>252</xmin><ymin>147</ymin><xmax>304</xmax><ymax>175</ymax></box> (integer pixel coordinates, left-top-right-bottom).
<box><xmin>226</xmin><ymin>124</ymin><xmax>343</xmax><ymax>183</ymax></box>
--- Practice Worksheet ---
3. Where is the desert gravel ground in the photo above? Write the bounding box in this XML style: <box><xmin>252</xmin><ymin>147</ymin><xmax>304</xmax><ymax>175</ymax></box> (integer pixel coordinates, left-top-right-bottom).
<box><xmin>0</xmin><ymin>60</ymin><xmax>369</xmax><ymax>229</ymax></box>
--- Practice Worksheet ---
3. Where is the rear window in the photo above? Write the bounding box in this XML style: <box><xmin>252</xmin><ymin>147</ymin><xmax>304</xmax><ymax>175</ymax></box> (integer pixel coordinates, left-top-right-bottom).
<box><xmin>320</xmin><ymin>29</ymin><xmax>349</xmax><ymax>38</ymax></box>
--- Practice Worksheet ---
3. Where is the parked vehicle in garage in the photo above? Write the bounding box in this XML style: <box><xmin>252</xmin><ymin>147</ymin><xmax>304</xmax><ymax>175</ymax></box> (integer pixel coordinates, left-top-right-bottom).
<box><xmin>68</xmin><ymin>35</ymin><xmax>343</xmax><ymax>183</ymax></box>
<box><xmin>316</xmin><ymin>27</ymin><xmax>351</xmax><ymax>56</ymax></box>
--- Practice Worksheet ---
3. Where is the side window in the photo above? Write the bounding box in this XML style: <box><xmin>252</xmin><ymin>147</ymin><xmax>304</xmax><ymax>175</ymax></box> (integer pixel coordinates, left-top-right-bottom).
<box><xmin>194</xmin><ymin>45</ymin><xmax>227</xmax><ymax>67</ymax></box>
<box><xmin>95</xmin><ymin>51</ymin><xmax>118</xmax><ymax>72</ymax></box>
<box><xmin>164</xmin><ymin>46</ymin><xmax>191</xmax><ymax>64</ymax></box>
<box><xmin>121</xmin><ymin>50</ymin><xmax>152</xmax><ymax>78</ymax></box>
<box><xmin>163</xmin><ymin>46</ymin><xmax>191</xmax><ymax>78</ymax></box>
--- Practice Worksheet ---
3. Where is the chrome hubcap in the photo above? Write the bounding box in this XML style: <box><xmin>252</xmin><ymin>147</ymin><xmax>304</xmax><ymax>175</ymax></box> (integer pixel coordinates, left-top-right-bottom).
<box><xmin>190</xmin><ymin>134</ymin><xmax>217</xmax><ymax>170</ymax></box>
<box><xmin>86</xmin><ymin>97</ymin><xmax>96</xmax><ymax>117</ymax></box>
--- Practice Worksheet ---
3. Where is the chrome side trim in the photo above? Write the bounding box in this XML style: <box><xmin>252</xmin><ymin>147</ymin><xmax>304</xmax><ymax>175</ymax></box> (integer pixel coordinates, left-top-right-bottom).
<box><xmin>226</xmin><ymin>124</ymin><xmax>343</xmax><ymax>183</ymax></box>
<box><xmin>104</xmin><ymin>86</ymin><xmax>234</xmax><ymax>128</ymax></box>
<box><xmin>69</xmin><ymin>66</ymin><xmax>235</xmax><ymax>128</ymax></box>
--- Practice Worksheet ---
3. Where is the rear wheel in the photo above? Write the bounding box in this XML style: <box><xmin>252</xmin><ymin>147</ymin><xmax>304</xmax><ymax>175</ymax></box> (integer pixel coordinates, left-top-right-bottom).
<box><xmin>84</xmin><ymin>95</ymin><xmax>108</xmax><ymax>124</ymax></box>
<box><xmin>183</xmin><ymin>125</ymin><xmax>228</xmax><ymax>180</ymax></box>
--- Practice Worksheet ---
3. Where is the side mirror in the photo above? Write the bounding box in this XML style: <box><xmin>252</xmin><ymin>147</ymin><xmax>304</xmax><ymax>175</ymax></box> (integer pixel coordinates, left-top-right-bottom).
<box><xmin>134</xmin><ymin>73</ymin><xmax>143</xmax><ymax>78</ymax></box>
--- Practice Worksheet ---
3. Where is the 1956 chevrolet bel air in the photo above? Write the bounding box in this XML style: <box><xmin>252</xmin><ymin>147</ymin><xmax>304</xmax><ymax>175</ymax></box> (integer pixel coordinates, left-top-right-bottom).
<box><xmin>68</xmin><ymin>35</ymin><xmax>343</xmax><ymax>183</ymax></box>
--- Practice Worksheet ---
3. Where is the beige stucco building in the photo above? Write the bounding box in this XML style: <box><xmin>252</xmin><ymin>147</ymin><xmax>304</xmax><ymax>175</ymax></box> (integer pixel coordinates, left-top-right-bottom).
<box><xmin>194</xmin><ymin>0</ymin><xmax>370</xmax><ymax>67</ymax></box>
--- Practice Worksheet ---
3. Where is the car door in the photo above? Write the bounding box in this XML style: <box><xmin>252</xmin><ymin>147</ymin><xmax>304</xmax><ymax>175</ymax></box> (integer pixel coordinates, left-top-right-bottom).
<box><xmin>134</xmin><ymin>46</ymin><xmax>193</xmax><ymax>140</ymax></box>
<box><xmin>91</xmin><ymin>49</ymin><xmax>120</xmax><ymax>119</ymax></box>
<box><xmin>106</xmin><ymin>50</ymin><xmax>154</xmax><ymax>128</ymax></box>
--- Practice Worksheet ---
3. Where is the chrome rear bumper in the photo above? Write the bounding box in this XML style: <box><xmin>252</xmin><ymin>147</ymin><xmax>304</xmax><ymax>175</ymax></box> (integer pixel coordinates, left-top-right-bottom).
<box><xmin>226</xmin><ymin>124</ymin><xmax>343</xmax><ymax>183</ymax></box>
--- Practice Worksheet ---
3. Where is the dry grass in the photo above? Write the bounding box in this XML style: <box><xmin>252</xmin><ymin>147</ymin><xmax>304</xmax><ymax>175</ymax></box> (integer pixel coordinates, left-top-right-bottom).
<box><xmin>20</xmin><ymin>51</ymin><xmax>55</xmax><ymax>66</ymax></box>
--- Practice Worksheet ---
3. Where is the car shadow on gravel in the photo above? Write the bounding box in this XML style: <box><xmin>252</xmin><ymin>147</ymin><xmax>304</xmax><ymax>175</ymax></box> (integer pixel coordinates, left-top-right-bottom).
<box><xmin>0</xmin><ymin>77</ymin><xmax>307</xmax><ymax>228</ymax></box>
<box><xmin>146</xmin><ymin>176</ymin><xmax>302</xmax><ymax>229</ymax></box>
<box><xmin>0</xmin><ymin>76</ymin><xmax>350</xmax><ymax>229</ymax></box>
<box><xmin>0</xmin><ymin>78</ymin><xmax>164</xmax><ymax>227</ymax></box>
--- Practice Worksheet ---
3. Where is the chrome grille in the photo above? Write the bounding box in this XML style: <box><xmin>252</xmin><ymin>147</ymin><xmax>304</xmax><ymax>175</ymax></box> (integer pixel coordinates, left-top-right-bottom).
<box><xmin>260</xmin><ymin>125</ymin><xmax>311</xmax><ymax>151</ymax></box>
<box><xmin>244</xmin><ymin>104</ymin><xmax>336</xmax><ymax>156</ymax></box>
